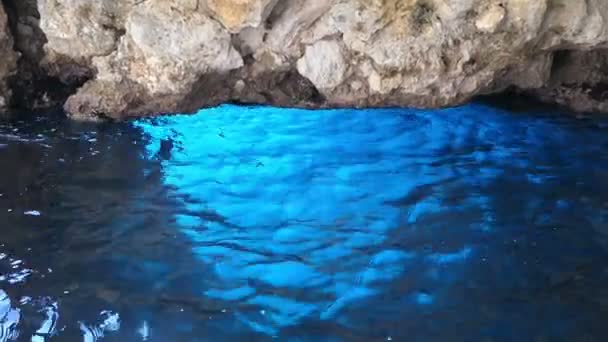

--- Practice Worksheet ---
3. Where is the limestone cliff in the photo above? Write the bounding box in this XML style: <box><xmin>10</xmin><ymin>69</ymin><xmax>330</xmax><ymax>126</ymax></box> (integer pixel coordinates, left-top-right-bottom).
<box><xmin>1</xmin><ymin>0</ymin><xmax>608</xmax><ymax>119</ymax></box>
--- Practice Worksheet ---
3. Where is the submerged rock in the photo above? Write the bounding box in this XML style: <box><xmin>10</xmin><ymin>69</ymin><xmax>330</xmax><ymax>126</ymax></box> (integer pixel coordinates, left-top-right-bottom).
<box><xmin>1</xmin><ymin>0</ymin><xmax>608</xmax><ymax>119</ymax></box>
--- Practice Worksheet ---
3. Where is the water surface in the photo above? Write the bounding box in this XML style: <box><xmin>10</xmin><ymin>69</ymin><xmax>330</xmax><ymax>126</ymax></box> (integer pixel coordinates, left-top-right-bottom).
<box><xmin>0</xmin><ymin>104</ymin><xmax>608</xmax><ymax>341</ymax></box>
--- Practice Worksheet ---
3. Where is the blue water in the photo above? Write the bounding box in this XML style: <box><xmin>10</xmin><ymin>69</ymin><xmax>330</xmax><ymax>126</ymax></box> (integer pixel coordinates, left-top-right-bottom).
<box><xmin>0</xmin><ymin>104</ymin><xmax>608</xmax><ymax>341</ymax></box>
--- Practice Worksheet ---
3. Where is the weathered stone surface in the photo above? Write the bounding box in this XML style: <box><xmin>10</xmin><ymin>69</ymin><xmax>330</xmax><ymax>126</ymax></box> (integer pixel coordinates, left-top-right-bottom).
<box><xmin>205</xmin><ymin>0</ymin><xmax>279</xmax><ymax>32</ymax></box>
<box><xmin>62</xmin><ymin>0</ymin><xmax>243</xmax><ymax>119</ymax></box>
<box><xmin>2</xmin><ymin>0</ymin><xmax>608</xmax><ymax>119</ymax></box>
<box><xmin>0</xmin><ymin>2</ymin><xmax>18</xmax><ymax>113</ymax></box>
<box><xmin>38</xmin><ymin>0</ymin><xmax>121</xmax><ymax>61</ymax></box>
<box><xmin>530</xmin><ymin>50</ymin><xmax>608</xmax><ymax>113</ymax></box>
<box><xmin>297</xmin><ymin>40</ymin><xmax>347</xmax><ymax>90</ymax></box>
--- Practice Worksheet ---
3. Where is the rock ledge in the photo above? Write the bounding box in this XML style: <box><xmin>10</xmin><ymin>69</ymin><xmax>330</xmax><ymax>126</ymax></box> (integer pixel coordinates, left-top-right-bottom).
<box><xmin>1</xmin><ymin>0</ymin><xmax>608</xmax><ymax>119</ymax></box>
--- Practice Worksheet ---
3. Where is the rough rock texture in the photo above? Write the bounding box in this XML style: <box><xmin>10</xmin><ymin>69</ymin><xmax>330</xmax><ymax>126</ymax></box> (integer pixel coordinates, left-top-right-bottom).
<box><xmin>2</xmin><ymin>0</ymin><xmax>608</xmax><ymax>119</ymax></box>
<box><xmin>0</xmin><ymin>2</ymin><xmax>17</xmax><ymax>114</ymax></box>
<box><xmin>529</xmin><ymin>49</ymin><xmax>608</xmax><ymax>113</ymax></box>
<box><xmin>1</xmin><ymin>0</ymin><xmax>85</xmax><ymax>112</ymax></box>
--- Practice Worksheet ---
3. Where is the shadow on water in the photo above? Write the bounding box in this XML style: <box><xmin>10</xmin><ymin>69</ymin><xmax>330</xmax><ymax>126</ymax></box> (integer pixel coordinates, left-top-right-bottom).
<box><xmin>0</xmin><ymin>115</ymin><xmax>242</xmax><ymax>341</ymax></box>
<box><xmin>0</xmin><ymin>103</ymin><xmax>608</xmax><ymax>340</ymax></box>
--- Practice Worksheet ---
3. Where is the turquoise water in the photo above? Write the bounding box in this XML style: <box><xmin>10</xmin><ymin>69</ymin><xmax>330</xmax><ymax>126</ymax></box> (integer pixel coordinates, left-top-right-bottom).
<box><xmin>0</xmin><ymin>104</ymin><xmax>608</xmax><ymax>340</ymax></box>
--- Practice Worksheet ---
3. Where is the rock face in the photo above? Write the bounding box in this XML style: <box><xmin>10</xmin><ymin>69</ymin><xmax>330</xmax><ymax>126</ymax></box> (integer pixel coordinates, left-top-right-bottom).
<box><xmin>2</xmin><ymin>0</ymin><xmax>608</xmax><ymax>119</ymax></box>
<box><xmin>0</xmin><ymin>3</ymin><xmax>18</xmax><ymax>114</ymax></box>
<box><xmin>530</xmin><ymin>50</ymin><xmax>608</xmax><ymax>113</ymax></box>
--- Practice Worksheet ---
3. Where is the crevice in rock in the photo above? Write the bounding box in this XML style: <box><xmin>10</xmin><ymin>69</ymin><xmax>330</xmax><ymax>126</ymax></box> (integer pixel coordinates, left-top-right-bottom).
<box><xmin>588</xmin><ymin>82</ymin><xmax>608</xmax><ymax>102</ymax></box>
<box><xmin>275</xmin><ymin>70</ymin><xmax>325</xmax><ymax>105</ymax></box>
<box><xmin>264</xmin><ymin>0</ymin><xmax>290</xmax><ymax>30</ymax></box>
<box><xmin>230</xmin><ymin>33</ymin><xmax>254</xmax><ymax>62</ymax></box>
<box><xmin>524</xmin><ymin>49</ymin><xmax>608</xmax><ymax>113</ymax></box>
<box><xmin>550</xmin><ymin>49</ymin><xmax>570</xmax><ymax>76</ymax></box>
<box><xmin>249</xmin><ymin>70</ymin><xmax>325</xmax><ymax>106</ymax></box>
<box><xmin>475</xmin><ymin>87</ymin><xmax>564</xmax><ymax>113</ymax></box>
<box><xmin>181</xmin><ymin>72</ymin><xmax>235</xmax><ymax>113</ymax></box>
<box><xmin>1</xmin><ymin>0</ymin><xmax>86</xmax><ymax>114</ymax></box>
<box><xmin>411</xmin><ymin>1</ymin><xmax>435</xmax><ymax>33</ymax></box>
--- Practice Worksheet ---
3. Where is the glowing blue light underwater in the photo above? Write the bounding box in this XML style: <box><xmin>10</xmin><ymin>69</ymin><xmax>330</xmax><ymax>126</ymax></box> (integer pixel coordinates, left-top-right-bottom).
<box><xmin>133</xmin><ymin>103</ymin><xmax>561</xmax><ymax>333</ymax></box>
<box><xmin>414</xmin><ymin>292</ymin><xmax>434</xmax><ymax>305</ymax></box>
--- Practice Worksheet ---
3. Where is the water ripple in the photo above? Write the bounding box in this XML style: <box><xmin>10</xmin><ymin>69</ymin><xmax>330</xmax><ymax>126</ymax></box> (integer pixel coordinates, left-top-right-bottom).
<box><xmin>133</xmin><ymin>104</ymin><xmax>608</xmax><ymax>338</ymax></box>
<box><xmin>0</xmin><ymin>104</ymin><xmax>607</xmax><ymax>340</ymax></box>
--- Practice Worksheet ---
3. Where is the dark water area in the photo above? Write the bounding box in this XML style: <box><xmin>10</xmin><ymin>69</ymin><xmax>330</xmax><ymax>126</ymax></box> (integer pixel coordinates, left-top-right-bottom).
<box><xmin>0</xmin><ymin>104</ymin><xmax>608</xmax><ymax>341</ymax></box>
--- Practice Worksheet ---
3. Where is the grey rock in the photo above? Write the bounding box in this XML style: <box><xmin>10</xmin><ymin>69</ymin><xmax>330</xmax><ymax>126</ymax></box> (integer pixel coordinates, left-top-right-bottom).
<box><xmin>0</xmin><ymin>2</ymin><xmax>18</xmax><ymax>114</ymax></box>
<box><xmin>2</xmin><ymin>0</ymin><xmax>608</xmax><ymax>119</ymax></box>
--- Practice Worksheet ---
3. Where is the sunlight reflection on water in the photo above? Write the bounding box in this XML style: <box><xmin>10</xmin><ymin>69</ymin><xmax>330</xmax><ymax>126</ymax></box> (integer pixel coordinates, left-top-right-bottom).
<box><xmin>1</xmin><ymin>103</ymin><xmax>608</xmax><ymax>341</ymax></box>
<box><xmin>134</xmin><ymin>103</ymin><xmax>606</xmax><ymax>337</ymax></box>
